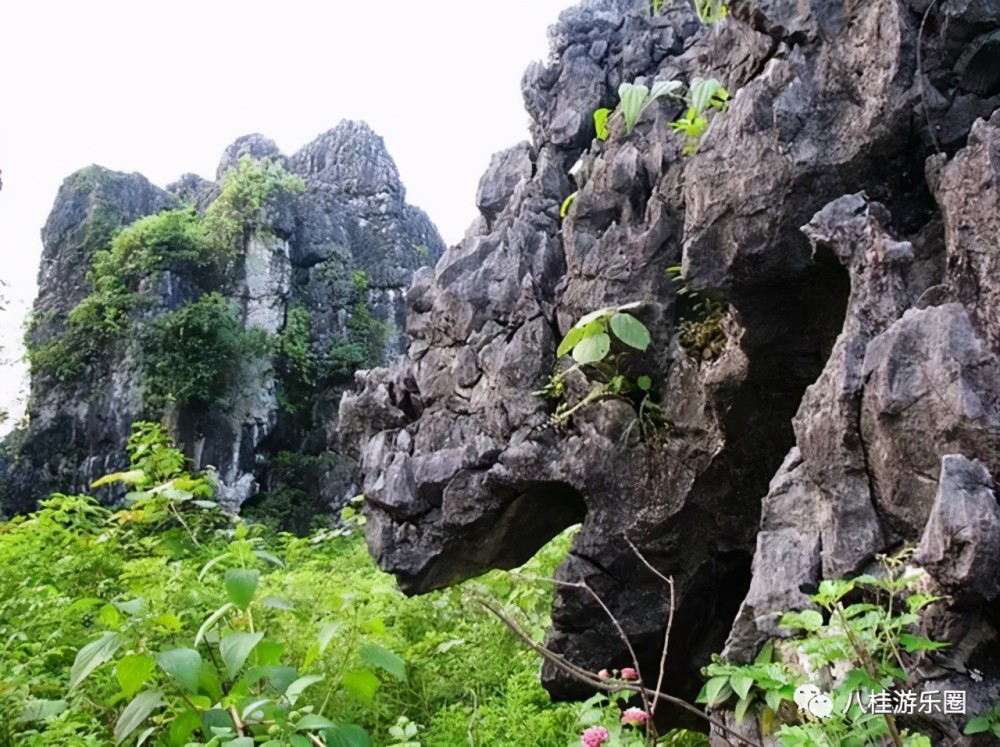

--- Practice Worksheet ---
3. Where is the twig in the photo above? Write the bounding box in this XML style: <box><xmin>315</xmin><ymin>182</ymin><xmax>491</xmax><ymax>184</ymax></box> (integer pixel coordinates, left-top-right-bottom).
<box><xmin>228</xmin><ymin>704</ymin><xmax>245</xmax><ymax>737</ymax></box>
<box><xmin>479</xmin><ymin>600</ymin><xmax>763</xmax><ymax>747</ymax></box>
<box><xmin>624</xmin><ymin>536</ymin><xmax>676</xmax><ymax>717</ymax></box>
<box><xmin>576</xmin><ymin>578</ymin><xmax>654</xmax><ymax>719</ymax></box>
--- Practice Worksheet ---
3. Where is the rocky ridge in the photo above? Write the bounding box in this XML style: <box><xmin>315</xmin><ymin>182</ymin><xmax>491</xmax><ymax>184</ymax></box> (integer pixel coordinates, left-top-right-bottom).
<box><xmin>0</xmin><ymin>121</ymin><xmax>444</xmax><ymax>522</ymax></box>
<box><xmin>340</xmin><ymin>0</ymin><xmax>1000</xmax><ymax>740</ymax></box>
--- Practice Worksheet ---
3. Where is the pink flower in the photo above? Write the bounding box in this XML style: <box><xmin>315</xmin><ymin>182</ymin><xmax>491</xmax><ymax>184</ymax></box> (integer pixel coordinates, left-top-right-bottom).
<box><xmin>621</xmin><ymin>707</ymin><xmax>650</xmax><ymax>726</ymax></box>
<box><xmin>581</xmin><ymin>726</ymin><xmax>610</xmax><ymax>747</ymax></box>
<box><xmin>597</xmin><ymin>668</ymin><xmax>610</xmax><ymax>679</ymax></box>
<box><xmin>620</xmin><ymin>667</ymin><xmax>639</xmax><ymax>680</ymax></box>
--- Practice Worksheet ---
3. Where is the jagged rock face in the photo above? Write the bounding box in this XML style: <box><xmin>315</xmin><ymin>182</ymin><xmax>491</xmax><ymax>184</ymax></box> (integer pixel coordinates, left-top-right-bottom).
<box><xmin>0</xmin><ymin>121</ymin><xmax>444</xmax><ymax>520</ymax></box>
<box><xmin>341</xmin><ymin>0</ymin><xmax>1000</xmax><ymax>735</ymax></box>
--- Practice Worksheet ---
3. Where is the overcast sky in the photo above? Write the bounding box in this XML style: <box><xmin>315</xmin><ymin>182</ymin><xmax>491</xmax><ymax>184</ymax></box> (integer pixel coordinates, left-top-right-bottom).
<box><xmin>0</xmin><ymin>0</ymin><xmax>571</xmax><ymax>430</ymax></box>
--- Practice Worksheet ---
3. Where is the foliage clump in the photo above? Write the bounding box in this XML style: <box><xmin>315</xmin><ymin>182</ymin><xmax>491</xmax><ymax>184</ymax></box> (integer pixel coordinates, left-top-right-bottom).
<box><xmin>0</xmin><ymin>424</ymin><xmax>588</xmax><ymax>746</ymax></box>
<box><xmin>26</xmin><ymin>158</ymin><xmax>303</xmax><ymax>389</ymax></box>
<box><xmin>538</xmin><ymin>304</ymin><xmax>661</xmax><ymax>431</ymax></box>
<box><xmin>140</xmin><ymin>293</ymin><xmax>270</xmax><ymax>412</ymax></box>
<box><xmin>276</xmin><ymin>271</ymin><xmax>390</xmax><ymax>416</ymax></box>
<box><xmin>204</xmin><ymin>156</ymin><xmax>305</xmax><ymax>255</ymax></box>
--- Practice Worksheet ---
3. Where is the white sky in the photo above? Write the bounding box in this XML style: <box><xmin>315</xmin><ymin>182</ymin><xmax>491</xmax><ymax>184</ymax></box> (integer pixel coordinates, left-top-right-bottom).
<box><xmin>0</xmin><ymin>0</ymin><xmax>571</xmax><ymax>431</ymax></box>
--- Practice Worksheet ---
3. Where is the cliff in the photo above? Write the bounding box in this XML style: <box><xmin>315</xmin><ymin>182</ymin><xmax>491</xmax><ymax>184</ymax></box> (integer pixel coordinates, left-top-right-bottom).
<box><xmin>340</xmin><ymin>0</ymin><xmax>1000</xmax><ymax>739</ymax></box>
<box><xmin>0</xmin><ymin>121</ymin><xmax>444</xmax><ymax>526</ymax></box>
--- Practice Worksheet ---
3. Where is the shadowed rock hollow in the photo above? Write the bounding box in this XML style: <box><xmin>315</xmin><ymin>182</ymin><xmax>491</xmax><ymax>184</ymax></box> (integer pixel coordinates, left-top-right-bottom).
<box><xmin>341</xmin><ymin>0</ymin><xmax>1000</xmax><ymax>739</ymax></box>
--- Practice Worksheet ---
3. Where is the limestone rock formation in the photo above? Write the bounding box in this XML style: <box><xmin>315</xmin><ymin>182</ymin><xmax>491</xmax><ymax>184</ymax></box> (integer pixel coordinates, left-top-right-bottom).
<box><xmin>0</xmin><ymin>121</ymin><xmax>444</xmax><ymax>522</ymax></box>
<box><xmin>341</xmin><ymin>0</ymin><xmax>1000</xmax><ymax>739</ymax></box>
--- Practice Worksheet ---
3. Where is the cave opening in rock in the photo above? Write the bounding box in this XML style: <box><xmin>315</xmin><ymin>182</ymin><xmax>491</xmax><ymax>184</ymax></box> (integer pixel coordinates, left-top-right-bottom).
<box><xmin>487</xmin><ymin>480</ymin><xmax>588</xmax><ymax>573</ymax></box>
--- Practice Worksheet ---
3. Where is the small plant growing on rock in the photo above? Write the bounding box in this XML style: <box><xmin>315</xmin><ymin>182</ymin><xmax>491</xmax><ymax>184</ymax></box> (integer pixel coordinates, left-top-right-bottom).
<box><xmin>538</xmin><ymin>304</ymin><xmax>656</xmax><ymax>426</ymax></box>
<box><xmin>701</xmin><ymin>554</ymin><xmax>945</xmax><ymax>746</ymax></box>
<box><xmin>592</xmin><ymin>77</ymin><xmax>728</xmax><ymax>155</ymax></box>
<box><xmin>693</xmin><ymin>0</ymin><xmax>727</xmax><ymax>24</ymax></box>
<box><xmin>667</xmin><ymin>266</ymin><xmax>730</xmax><ymax>360</ymax></box>
<box><xmin>669</xmin><ymin>78</ymin><xmax>730</xmax><ymax>155</ymax></box>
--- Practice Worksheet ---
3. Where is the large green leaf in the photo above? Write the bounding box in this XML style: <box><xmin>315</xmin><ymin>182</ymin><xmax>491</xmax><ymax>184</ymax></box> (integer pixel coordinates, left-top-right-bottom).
<box><xmin>220</xmin><ymin>632</ymin><xmax>265</xmax><ymax>679</ymax></box>
<box><xmin>295</xmin><ymin>714</ymin><xmax>336</xmax><ymax>731</ymax></box>
<box><xmin>156</xmin><ymin>648</ymin><xmax>202</xmax><ymax>693</ymax></box>
<box><xmin>609</xmin><ymin>313</ymin><xmax>650</xmax><ymax>350</ymax></box>
<box><xmin>779</xmin><ymin>609</ymin><xmax>824</xmax><ymax>632</ymax></box>
<box><xmin>286</xmin><ymin>674</ymin><xmax>324</xmax><ymax>706</ymax></box>
<box><xmin>559</xmin><ymin>192</ymin><xmax>578</xmax><ymax>218</ymax></box>
<box><xmin>167</xmin><ymin>709</ymin><xmax>201</xmax><ymax>746</ymax></box>
<box><xmin>322</xmin><ymin>724</ymin><xmax>372</xmax><ymax>747</ymax></box>
<box><xmin>734</xmin><ymin>693</ymin><xmax>753</xmax><ymax>724</ymax></box>
<box><xmin>618</xmin><ymin>82</ymin><xmax>649</xmax><ymax>134</ymax></box>
<box><xmin>195</xmin><ymin>602</ymin><xmax>234</xmax><ymax>646</ymax></box>
<box><xmin>70</xmin><ymin>632</ymin><xmax>122</xmax><ymax>691</ymax></box>
<box><xmin>556</xmin><ymin>326</ymin><xmax>585</xmax><ymax>358</ymax></box>
<box><xmin>649</xmin><ymin>79</ymin><xmax>684</xmax><ymax>102</ymax></box>
<box><xmin>244</xmin><ymin>665</ymin><xmax>299</xmax><ymax>695</ymax></box>
<box><xmin>690</xmin><ymin>77</ymin><xmax>726</xmax><ymax>115</ymax></box>
<box><xmin>572</xmin><ymin>332</ymin><xmax>610</xmax><ymax>365</ymax></box>
<box><xmin>359</xmin><ymin>643</ymin><xmax>407</xmax><ymax>683</ymax></box>
<box><xmin>224</xmin><ymin>569</ymin><xmax>260</xmax><ymax>611</ymax></box>
<box><xmin>116</xmin><ymin>654</ymin><xmax>156</xmax><ymax>699</ymax></box>
<box><xmin>114</xmin><ymin>691</ymin><xmax>164</xmax><ymax>745</ymax></box>
<box><xmin>341</xmin><ymin>668</ymin><xmax>380</xmax><ymax>704</ymax></box>
<box><xmin>18</xmin><ymin>699</ymin><xmax>68</xmax><ymax>722</ymax></box>
<box><xmin>593</xmin><ymin>108</ymin><xmax>612</xmax><ymax>141</ymax></box>
<box><xmin>730</xmin><ymin>674</ymin><xmax>754</xmax><ymax>700</ymax></box>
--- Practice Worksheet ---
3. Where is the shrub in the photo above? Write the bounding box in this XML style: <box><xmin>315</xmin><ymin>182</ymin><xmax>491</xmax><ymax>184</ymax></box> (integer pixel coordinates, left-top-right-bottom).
<box><xmin>204</xmin><ymin>156</ymin><xmax>305</xmax><ymax>254</ymax></box>
<box><xmin>140</xmin><ymin>293</ymin><xmax>270</xmax><ymax>411</ymax></box>
<box><xmin>95</xmin><ymin>208</ymin><xmax>215</xmax><ymax>290</ymax></box>
<box><xmin>0</xmin><ymin>426</ymin><xmax>586</xmax><ymax>746</ymax></box>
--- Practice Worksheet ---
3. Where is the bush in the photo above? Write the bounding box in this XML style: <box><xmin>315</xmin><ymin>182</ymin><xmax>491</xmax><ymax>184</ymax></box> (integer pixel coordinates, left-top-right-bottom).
<box><xmin>95</xmin><ymin>208</ymin><xmax>215</xmax><ymax>290</ymax></box>
<box><xmin>204</xmin><ymin>156</ymin><xmax>305</xmax><ymax>254</ymax></box>
<box><xmin>0</xmin><ymin>425</ymin><xmax>586</xmax><ymax>746</ymax></box>
<box><xmin>140</xmin><ymin>293</ymin><xmax>270</xmax><ymax>411</ymax></box>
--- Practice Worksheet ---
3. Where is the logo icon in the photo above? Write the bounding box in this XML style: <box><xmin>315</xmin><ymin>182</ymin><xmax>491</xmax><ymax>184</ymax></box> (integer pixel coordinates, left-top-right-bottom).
<box><xmin>794</xmin><ymin>684</ymin><xmax>834</xmax><ymax>719</ymax></box>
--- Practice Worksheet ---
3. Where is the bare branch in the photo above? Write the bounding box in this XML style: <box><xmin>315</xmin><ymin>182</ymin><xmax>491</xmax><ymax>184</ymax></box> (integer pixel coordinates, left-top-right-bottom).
<box><xmin>479</xmin><ymin>600</ymin><xmax>763</xmax><ymax>747</ymax></box>
<box><xmin>624</xmin><ymin>536</ymin><xmax>675</xmax><ymax>717</ymax></box>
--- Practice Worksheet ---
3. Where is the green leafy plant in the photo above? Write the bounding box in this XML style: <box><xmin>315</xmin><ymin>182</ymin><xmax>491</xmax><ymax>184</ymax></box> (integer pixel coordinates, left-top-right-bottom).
<box><xmin>613</xmin><ymin>80</ymin><xmax>685</xmax><ymax>136</ymax></box>
<box><xmin>140</xmin><ymin>292</ymin><xmax>270</xmax><ymax>412</ymax></box>
<box><xmin>557</xmin><ymin>304</ymin><xmax>651</xmax><ymax>365</ymax></box>
<box><xmin>203</xmin><ymin>156</ymin><xmax>305</xmax><ymax>255</ymax></box>
<box><xmin>699</xmin><ymin>556</ymin><xmax>944</xmax><ymax>746</ymax></box>
<box><xmin>666</xmin><ymin>266</ymin><xmax>729</xmax><ymax>359</ymax></box>
<box><xmin>0</xmin><ymin>426</ymin><xmax>585</xmax><ymax>747</ymax></box>
<box><xmin>591</xmin><ymin>77</ymin><xmax>728</xmax><ymax>155</ymax></box>
<box><xmin>669</xmin><ymin>78</ymin><xmax>730</xmax><ymax>155</ymax></box>
<box><xmin>693</xmin><ymin>0</ymin><xmax>727</xmax><ymax>24</ymax></box>
<box><xmin>650</xmin><ymin>0</ymin><xmax>727</xmax><ymax>23</ymax></box>
<box><xmin>965</xmin><ymin>701</ymin><xmax>1000</xmax><ymax>738</ymax></box>
<box><xmin>560</xmin><ymin>191</ymin><xmax>579</xmax><ymax>218</ymax></box>
<box><xmin>538</xmin><ymin>304</ymin><xmax>656</xmax><ymax>426</ymax></box>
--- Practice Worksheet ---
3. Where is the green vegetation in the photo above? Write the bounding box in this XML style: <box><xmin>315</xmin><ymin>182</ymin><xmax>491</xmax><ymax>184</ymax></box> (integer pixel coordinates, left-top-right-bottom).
<box><xmin>668</xmin><ymin>78</ymin><xmax>730</xmax><ymax>155</ymax></box>
<box><xmin>204</xmin><ymin>157</ymin><xmax>305</xmax><ymax>255</ymax></box>
<box><xmin>650</xmin><ymin>0</ymin><xmax>727</xmax><ymax>23</ymax></box>
<box><xmin>140</xmin><ymin>293</ymin><xmax>270</xmax><ymax>412</ymax></box>
<box><xmin>0</xmin><ymin>424</ymin><xmax>587</xmax><ymax>746</ymax></box>
<box><xmin>692</xmin><ymin>0</ymin><xmax>727</xmax><ymax>24</ymax></box>
<box><xmin>26</xmin><ymin>158</ymin><xmax>303</xmax><ymax>389</ymax></box>
<box><xmin>537</xmin><ymin>305</ymin><xmax>661</xmax><ymax>430</ymax></box>
<box><xmin>591</xmin><ymin>77</ymin><xmax>728</xmax><ymax>155</ymax></box>
<box><xmin>242</xmin><ymin>452</ymin><xmax>351</xmax><ymax>536</ymax></box>
<box><xmin>698</xmin><ymin>555</ymin><xmax>944</xmax><ymax>746</ymax></box>
<box><xmin>276</xmin><ymin>272</ymin><xmax>389</xmax><ymax>416</ymax></box>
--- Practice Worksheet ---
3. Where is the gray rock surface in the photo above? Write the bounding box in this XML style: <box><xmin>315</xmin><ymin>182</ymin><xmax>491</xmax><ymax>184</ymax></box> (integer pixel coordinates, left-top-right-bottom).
<box><xmin>0</xmin><ymin>122</ymin><xmax>444</xmax><ymax>520</ymax></box>
<box><xmin>340</xmin><ymin>0</ymin><xmax>1000</xmax><ymax>736</ymax></box>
